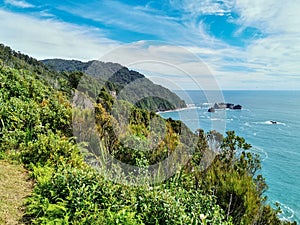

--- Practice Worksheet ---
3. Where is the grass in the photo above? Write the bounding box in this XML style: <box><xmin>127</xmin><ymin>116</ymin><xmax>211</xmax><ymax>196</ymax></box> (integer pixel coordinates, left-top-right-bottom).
<box><xmin>0</xmin><ymin>160</ymin><xmax>33</xmax><ymax>225</ymax></box>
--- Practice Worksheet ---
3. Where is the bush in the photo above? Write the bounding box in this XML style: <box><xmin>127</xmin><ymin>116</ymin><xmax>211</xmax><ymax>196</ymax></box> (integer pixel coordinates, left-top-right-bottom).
<box><xmin>26</xmin><ymin>164</ymin><xmax>232</xmax><ymax>225</ymax></box>
<box><xmin>21</xmin><ymin>131</ymin><xmax>83</xmax><ymax>167</ymax></box>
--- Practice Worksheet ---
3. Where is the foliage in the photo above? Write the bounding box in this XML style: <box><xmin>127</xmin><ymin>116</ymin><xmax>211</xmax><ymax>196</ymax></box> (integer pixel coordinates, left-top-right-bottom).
<box><xmin>21</xmin><ymin>131</ymin><xmax>83</xmax><ymax>167</ymax></box>
<box><xmin>68</xmin><ymin>71</ymin><xmax>84</xmax><ymax>89</ymax></box>
<box><xmin>188</xmin><ymin>130</ymin><xmax>297</xmax><ymax>225</ymax></box>
<box><xmin>0</xmin><ymin>44</ymin><xmax>71</xmax><ymax>93</ymax></box>
<box><xmin>0</xmin><ymin>67</ymin><xmax>72</xmax><ymax>153</ymax></box>
<box><xmin>26</xmin><ymin>165</ymin><xmax>231</xmax><ymax>225</ymax></box>
<box><xmin>0</xmin><ymin>43</ymin><xmax>297</xmax><ymax>224</ymax></box>
<box><xmin>43</xmin><ymin>58</ymin><xmax>186</xmax><ymax>111</ymax></box>
<box><xmin>94</xmin><ymin>89</ymin><xmax>196</xmax><ymax>167</ymax></box>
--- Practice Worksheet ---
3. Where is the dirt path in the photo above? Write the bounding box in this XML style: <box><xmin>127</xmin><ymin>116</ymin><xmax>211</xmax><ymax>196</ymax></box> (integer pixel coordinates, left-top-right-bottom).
<box><xmin>0</xmin><ymin>160</ymin><xmax>33</xmax><ymax>225</ymax></box>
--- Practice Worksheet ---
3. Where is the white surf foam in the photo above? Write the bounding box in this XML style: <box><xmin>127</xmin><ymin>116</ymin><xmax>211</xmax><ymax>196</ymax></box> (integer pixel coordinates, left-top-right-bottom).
<box><xmin>272</xmin><ymin>201</ymin><xmax>295</xmax><ymax>222</ymax></box>
<box><xmin>250</xmin><ymin>146</ymin><xmax>268</xmax><ymax>161</ymax></box>
<box><xmin>252</xmin><ymin>121</ymin><xmax>286</xmax><ymax>126</ymax></box>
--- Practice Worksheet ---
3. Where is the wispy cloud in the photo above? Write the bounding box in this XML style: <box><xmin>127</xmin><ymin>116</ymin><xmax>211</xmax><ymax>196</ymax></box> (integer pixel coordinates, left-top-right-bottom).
<box><xmin>4</xmin><ymin>0</ymin><xmax>34</xmax><ymax>8</ymax></box>
<box><xmin>0</xmin><ymin>9</ymin><xmax>118</xmax><ymax>60</ymax></box>
<box><xmin>98</xmin><ymin>42</ymin><xmax>229</xmax><ymax>90</ymax></box>
<box><xmin>57</xmin><ymin>0</ymin><xmax>215</xmax><ymax>47</ymax></box>
<box><xmin>46</xmin><ymin>0</ymin><xmax>207</xmax><ymax>47</ymax></box>
<box><xmin>234</xmin><ymin>0</ymin><xmax>298</xmax><ymax>34</ymax></box>
<box><xmin>170</xmin><ymin>0</ymin><xmax>234</xmax><ymax>16</ymax></box>
<box><xmin>1</xmin><ymin>0</ymin><xmax>300</xmax><ymax>90</ymax></box>
<box><xmin>167</xmin><ymin>0</ymin><xmax>300</xmax><ymax>89</ymax></box>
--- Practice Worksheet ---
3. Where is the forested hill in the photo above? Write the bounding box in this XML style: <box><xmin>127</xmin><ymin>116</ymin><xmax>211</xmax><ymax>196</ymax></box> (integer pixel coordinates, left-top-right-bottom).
<box><xmin>1</xmin><ymin>43</ymin><xmax>297</xmax><ymax>224</ymax></box>
<box><xmin>43</xmin><ymin>58</ymin><xmax>186</xmax><ymax>111</ymax></box>
<box><xmin>0</xmin><ymin>43</ymin><xmax>186</xmax><ymax>112</ymax></box>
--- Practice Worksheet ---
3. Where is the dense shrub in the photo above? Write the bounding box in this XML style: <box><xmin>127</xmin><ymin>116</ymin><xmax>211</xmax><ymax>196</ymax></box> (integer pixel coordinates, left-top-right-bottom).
<box><xmin>26</xmin><ymin>165</ymin><xmax>231</xmax><ymax>225</ymax></box>
<box><xmin>0</xmin><ymin>49</ymin><xmax>296</xmax><ymax>224</ymax></box>
<box><xmin>0</xmin><ymin>67</ymin><xmax>72</xmax><ymax>153</ymax></box>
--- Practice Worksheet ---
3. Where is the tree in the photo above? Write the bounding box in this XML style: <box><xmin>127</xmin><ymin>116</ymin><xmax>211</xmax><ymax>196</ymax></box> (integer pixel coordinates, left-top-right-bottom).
<box><xmin>68</xmin><ymin>71</ymin><xmax>83</xmax><ymax>89</ymax></box>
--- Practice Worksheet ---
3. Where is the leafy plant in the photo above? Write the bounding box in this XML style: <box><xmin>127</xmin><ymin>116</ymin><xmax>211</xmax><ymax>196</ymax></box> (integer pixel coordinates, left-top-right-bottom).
<box><xmin>0</xmin><ymin>43</ymin><xmax>296</xmax><ymax>225</ymax></box>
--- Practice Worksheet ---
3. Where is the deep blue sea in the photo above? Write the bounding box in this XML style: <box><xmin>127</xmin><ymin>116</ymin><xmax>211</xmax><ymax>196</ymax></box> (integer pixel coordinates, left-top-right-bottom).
<box><xmin>159</xmin><ymin>90</ymin><xmax>300</xmax><ymax>223</ymax></box>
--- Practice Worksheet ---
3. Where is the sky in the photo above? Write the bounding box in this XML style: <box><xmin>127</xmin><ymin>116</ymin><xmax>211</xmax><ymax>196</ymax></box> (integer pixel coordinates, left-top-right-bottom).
<box><xmin>1</xmin><ymin>0</ymin><xmax>300</xmax><ymax>90</ymax></box>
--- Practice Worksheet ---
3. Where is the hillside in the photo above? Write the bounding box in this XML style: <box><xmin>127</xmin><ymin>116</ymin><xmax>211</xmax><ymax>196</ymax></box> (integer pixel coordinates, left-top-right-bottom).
<box><xmin>0</xmin><ymin>43</ymin><xmax>186</xmax><ymax>112</ymax></box>
<box><xmin>0</xmin><ymin>48</ymin><xmax>229</xmax><ymax>224</ymax></box>
<box><xmin>43</xmin><ymin>59</ymin><xmax>186</xmax><ymax>111</ymax></box>
<box><xmin>0</xmin><ymin>43</ymin><xmax>296</xmax><ymax>224</ymax></box>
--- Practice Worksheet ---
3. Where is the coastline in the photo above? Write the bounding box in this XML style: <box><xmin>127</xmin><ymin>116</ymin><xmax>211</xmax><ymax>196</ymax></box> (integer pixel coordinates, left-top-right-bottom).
<box><xmin>156</xmin><ymin>90</ymin><xmax>300</xmax><ymax>223</ymax></box>
<box><xmin>156</xmin><ymin>104</ymin><xmax>199</xmax><ymax>114</ymax></box>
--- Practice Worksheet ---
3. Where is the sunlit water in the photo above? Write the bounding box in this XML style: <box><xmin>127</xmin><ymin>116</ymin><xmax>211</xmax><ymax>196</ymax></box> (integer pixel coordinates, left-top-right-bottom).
<box><xmin>159</xmin><ymin>90</ymin><xmax>300</xmax><ymax>223</ymax></box>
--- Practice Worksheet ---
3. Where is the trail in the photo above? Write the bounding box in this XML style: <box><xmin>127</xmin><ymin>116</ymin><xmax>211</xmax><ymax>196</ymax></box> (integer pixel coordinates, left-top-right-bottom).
<box><xmin>0</xmin><ymin>160</ymin><xmax>33</xmax><ymax>225</ymax></box>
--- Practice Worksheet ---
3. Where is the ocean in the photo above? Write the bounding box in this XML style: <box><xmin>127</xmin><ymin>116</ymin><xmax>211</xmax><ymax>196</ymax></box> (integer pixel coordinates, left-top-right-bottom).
<box><xmin>158</xmin><ymin>90</ymin><xmax>300</xmax><ymax>223</ymax></box>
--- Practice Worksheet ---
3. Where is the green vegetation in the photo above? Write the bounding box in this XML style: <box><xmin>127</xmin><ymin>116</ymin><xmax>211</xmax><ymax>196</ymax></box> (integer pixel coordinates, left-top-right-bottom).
<box><xmin>43</xmin><ymin>58</ymin><xmax>186</xmax><ymax>111</ymax></box>
<box><xmin>0</xmin><ymin>44</ymin><xmax>297</xmax><ymax>224</ymax></box>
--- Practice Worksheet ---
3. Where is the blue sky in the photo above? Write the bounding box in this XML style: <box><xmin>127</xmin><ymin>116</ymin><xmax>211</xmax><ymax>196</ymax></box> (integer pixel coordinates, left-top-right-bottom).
<box><xmin>1</xmin><ymin>0</ymin><xmax>300</xmax><ymax>89</ymax></box>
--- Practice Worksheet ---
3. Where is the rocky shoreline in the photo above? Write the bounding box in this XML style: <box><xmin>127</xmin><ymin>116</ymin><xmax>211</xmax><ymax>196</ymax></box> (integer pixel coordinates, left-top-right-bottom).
<box><xmin>208</xmin><ymin>103</ymin><xmax>242</xmax><ymax>112</ymax></box>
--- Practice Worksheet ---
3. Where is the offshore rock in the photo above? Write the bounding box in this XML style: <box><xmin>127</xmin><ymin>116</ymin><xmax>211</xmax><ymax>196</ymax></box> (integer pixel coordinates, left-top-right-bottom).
<box><xmin>233</xmin><ymin>104</ymin><xmax>242</xmax><ymax>110</ymax></box>
<box><xmin>208</xmin><ymin>107</ymin><xmax>215</xmax><ymax>112</ymax></box>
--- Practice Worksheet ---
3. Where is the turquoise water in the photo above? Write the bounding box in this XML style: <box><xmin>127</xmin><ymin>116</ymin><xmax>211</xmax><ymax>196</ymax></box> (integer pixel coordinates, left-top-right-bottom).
<box><xmin>159</xmin><ymin>90</ymin><xmax>300</xmax><ymax>223</ymax></box>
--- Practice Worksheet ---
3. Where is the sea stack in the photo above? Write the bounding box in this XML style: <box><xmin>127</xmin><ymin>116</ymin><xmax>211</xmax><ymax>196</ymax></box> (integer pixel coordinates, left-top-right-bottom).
<box><xmin>208</xmin><ymin>107</ymin><xmax>215</xmax><ymax>112</ymax></box>
<box><xmin>233</xmin><ymin>104</ymin><xmax>242</xmax><ymax>110</ymax></box>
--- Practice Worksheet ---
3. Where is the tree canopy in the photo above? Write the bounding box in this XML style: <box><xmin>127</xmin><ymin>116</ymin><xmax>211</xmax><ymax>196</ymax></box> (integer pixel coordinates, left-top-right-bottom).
<box><xmin>0</xmin><ymin>43</ymin><xmax>296</xmax><ymax>224</ymax></box>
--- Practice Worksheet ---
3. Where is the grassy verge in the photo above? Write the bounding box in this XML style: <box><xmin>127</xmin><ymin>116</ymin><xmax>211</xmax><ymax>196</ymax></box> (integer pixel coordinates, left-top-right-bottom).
<box><xmin>0</xmin><ymin>160</ymin><xmax>33</xmax><ymax>225</ymax></box>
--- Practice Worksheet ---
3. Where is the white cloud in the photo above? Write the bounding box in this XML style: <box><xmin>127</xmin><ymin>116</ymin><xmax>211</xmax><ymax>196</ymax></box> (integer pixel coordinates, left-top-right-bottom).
<box><xmin>98</xmin><ymin>42</ymin><xmax>223</xmax><ymax>90</ymax></box>
<box><xmin>1</xmin><ymin>0</ymin><xmax>300</xmax><ymax>90</ymax></box>
<box><xmin>58</xmin><ymin>0</ymin><xmax>210</xmax><ymax>47</ymax></box>
<box><xmin>235</xmin><ymin>0</ymin><xmax>300</xmax><ymax>34</ymax></box>
<box><xmin>170</xmin><ymin>0</ymin><xmax>234</xmax><ymax>16</ymax></box>
<box><xmin>230</xmin><ymin>1</ymin><xmax>300</xmax><ymax>87</ymax></box>
<box><xmin>4</xmin><ymin>0</ymin><xmax>34</xmax><ymax>8</ymax></box>
<box><xmin>172</xmin><ymin>0</ymin><xmax>300</xmax><ymax>89</ymax></box>
<box><xmin>0</xmin><ymin>9</ymin><xmax>118</xmax><ymax>60</ymax></box>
